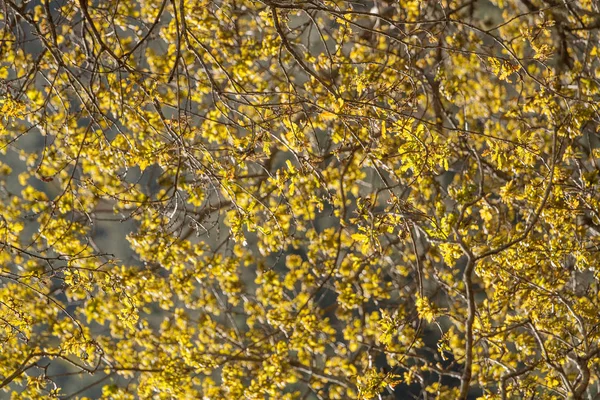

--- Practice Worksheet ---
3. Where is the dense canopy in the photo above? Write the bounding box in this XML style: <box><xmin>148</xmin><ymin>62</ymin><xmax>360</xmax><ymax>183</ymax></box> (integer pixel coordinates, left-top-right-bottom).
<box><xmin>1</xmin><ymin>0</ymin><xmax>600</xmax><ymax>398</ymax></box>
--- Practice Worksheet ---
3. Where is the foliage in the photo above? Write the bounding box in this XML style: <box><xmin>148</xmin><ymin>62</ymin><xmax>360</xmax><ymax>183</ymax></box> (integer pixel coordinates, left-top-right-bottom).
<box><xmin>1</xmin><ymin>0</ymin><xmax>600</xmax><ymax>398</ymax></box>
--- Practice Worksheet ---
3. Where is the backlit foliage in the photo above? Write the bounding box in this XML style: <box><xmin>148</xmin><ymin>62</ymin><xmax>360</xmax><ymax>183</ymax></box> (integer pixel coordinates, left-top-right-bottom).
<box><xmin>1</xmin><ymin>0</ymin><xmax>600</xmax><ymax>398</ymax></box>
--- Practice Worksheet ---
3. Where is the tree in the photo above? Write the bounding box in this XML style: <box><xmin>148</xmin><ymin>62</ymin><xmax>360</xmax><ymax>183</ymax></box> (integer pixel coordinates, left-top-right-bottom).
<box><xmin>1</xmin><ymin>0</ymin><xmax>600</xmax><ymax>398</ymax></box>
